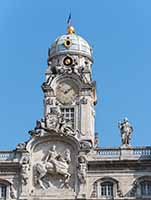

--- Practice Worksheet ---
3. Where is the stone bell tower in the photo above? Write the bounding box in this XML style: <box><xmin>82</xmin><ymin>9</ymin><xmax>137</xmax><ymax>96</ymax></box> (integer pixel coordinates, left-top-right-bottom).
<box><xmin>41</xmin><ymin>24</ymin><xmax>97</xmax><ymax>146</ymax></box>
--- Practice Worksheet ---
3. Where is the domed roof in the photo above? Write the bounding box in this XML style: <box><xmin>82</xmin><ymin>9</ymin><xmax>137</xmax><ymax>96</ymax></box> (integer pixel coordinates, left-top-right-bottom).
<box><xmin>48</xmin><ymin>27</ymin><xmax>92</xmax><ymax>60</ymax></box>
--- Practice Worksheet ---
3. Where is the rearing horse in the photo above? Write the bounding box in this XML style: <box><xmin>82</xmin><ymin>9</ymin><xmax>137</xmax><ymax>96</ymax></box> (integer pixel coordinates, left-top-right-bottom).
<box><xmin>34</xmin><ymin>159</ymin><xmax>71</xmax><ymax>189</ymax></box>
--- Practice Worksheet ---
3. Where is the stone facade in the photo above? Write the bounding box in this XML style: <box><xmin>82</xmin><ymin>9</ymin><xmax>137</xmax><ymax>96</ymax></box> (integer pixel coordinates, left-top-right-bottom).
<box><xmin>0</xmin><ymin>25</ymin><xmax>151</xmax><ymax>200</ymax></box>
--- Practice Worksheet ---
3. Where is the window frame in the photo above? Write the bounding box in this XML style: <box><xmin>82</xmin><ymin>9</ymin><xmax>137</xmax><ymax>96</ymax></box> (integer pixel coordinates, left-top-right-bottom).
<box><xmin>0</xmin><ymin>180</ymin><xmax>10</xmax><ymax>200</ymax></box>
<box><xmin>140</xmin><ymin>180</ymin><xmax>151</xmax><ymax>196</ymax></box>
<box><xmin>100</xmin><ymin>181</ymin><xmax>114</xmax><ymax>197</ymax></box>
<box><xmin>96</xmin><ymin>178</ymin><xmax>118</xmax><ymax>199</ymax></box>
<box><xmin>60</xmin><ymin>106</ymin><xmax>76</xmax><ymax>130</ymax></box>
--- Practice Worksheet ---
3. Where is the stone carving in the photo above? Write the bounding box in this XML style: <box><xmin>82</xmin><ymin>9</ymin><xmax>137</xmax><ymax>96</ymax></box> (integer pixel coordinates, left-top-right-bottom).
<box><xmin>90</xmin><ymin>182</ymin><xmax>97</xmax><ymax>198</ymax></box>
<box><xmin>20</xmin><ymin>155</ymin><xmax>30</xmax><ymax>185</ymax></box>
<box><xmin>29</xmin><ymin>119</ymin><xmax>46</xmax><ymax>137</ymax></box>
<box><xmin>46</xmin><ymin>107</ymin><xmax>75</xmax><ymax>136</ymax></box>
<box><xmin>117</xmin><ymin>182</ymin><xmax>124</xmax><ymax>197</ymax></box>
<box><xmin>45</xmin><ymin>74</ymin><xmax>55</xmax><ymax>86</ymax></box>
<box><xmin>77</xmin><ymin>156</ymin><xmax>87</xmax><ymax>184</ymax></box>
<box><xmin>45</xmin><ymin>96</ymin><xmax>54</xmax><ymax>106</ymax></box>
<box><xmin>80</xmin><ymin>140</ymin><xmax>92</xmax><ymax>150</ymax></box>
<box><xmin>118</xmin><ymin>118</ymin><xmax>133</xmax><ymax>146</ymax></box>
<box><xmin>10</xmin><ymin>184</ymin><xmax>16</xmax><ymax>199</ymax></box>
<box><xmin>45</xmin><ymin>112</ymin><xmax>59</xmax><ymax>130</ymax></box>
<box><xmin>29</xmin><ymin>107</ymin><xmax>76</xmax><ymax>137</ymax></box>
<box><xmin>34</xmin><ymin>145</ymin><xmax>71</xmax><ymax>189</ymax></box>
<box><xmin>16</xmin><ymin>142</ymin><xmax>26</xmax><ymax>150</ymax></box>
<box><xmin>80</xmin><ymin>97</ymin><xmax>88</xmax><ymax>104</ymax></box>
<box><xmin>94</xmin><ymin>132</ymin><xmax>99</xmax><ymax>148</ymax></box>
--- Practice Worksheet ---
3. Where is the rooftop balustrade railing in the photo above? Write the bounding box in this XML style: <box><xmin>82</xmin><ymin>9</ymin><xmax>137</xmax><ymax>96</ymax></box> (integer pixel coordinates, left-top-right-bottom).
<box><xmin>0</xmin><ymin>151</ymin><xmax>16</xmax><ymax>161</ymax></box>
<box><xmin>96</xmin><ymin>146</ymin><xmax>151</xmax><ymax>160</ymax></box>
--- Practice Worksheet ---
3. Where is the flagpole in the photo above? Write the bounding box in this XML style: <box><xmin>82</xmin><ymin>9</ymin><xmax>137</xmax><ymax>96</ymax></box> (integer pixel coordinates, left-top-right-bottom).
<box><xmin>67</xmin><ymin>13</ymin><xmax>75</xmax><ymax>34</ymax></box>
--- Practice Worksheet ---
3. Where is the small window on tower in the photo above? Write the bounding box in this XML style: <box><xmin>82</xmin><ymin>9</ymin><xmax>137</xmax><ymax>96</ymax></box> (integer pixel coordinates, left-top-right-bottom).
<box><xmin>61</xmin><ymin>107</ymin><xmax>75</xmax><ymax>129</ymax></box>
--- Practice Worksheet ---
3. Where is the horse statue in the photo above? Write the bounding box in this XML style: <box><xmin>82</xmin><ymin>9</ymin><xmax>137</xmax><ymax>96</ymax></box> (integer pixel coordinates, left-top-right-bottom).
<box><xmin>34</xmin><ymin>145</ymin><xmax>71</xmax><ymax>189</ymax></box>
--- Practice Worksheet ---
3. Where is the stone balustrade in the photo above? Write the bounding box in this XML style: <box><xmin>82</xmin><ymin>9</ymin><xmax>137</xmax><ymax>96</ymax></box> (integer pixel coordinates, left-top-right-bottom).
<box><xmin>96</xmin><ymin>146</ymin><xmax>151</xmax><ymax>160</ymax></box>
<box><xmin>0</xmin><ymin>151</ymin><xmax>17</xmax><ymax>161</ymax></box>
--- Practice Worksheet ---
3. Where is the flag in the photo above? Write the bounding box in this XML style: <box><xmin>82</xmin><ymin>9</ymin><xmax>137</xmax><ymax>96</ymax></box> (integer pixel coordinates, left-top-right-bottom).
<box><xmin>67</xmin><ymin>13</ymin><xmax>72</xmax><ymax>26</ymax></box>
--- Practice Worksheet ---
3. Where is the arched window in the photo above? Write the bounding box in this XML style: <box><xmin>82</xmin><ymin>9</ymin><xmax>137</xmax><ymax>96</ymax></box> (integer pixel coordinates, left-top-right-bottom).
<box><xmin>141</xmin><ymin>181</ymin><xmax>151</xmax><ymax>196</ymax></box>
<box><xmin>90</xmin><ymin>177</ymin><xmax>121</xmax><ymax>198</ymax></box>
<box><xmin>0</xmin><ymin>183</ymin><xmax>7</xmax><ymax>199</ymax></box>
<box><xmin>100</xmin><ymin>181</ymin><xmax>113</xmax><ymax>197</ymax></box>
<box><xmin>131</xmin><ymin>176</ymin><xmax>151</xmax><ymax>197</ymax></box>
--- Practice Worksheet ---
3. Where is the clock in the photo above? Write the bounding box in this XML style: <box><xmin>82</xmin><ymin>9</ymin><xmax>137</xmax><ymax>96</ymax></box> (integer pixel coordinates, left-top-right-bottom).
<box><xmin>56</xmin><ymin>81</ymin><xmax>77</xmax><ymax>105</ymax></box>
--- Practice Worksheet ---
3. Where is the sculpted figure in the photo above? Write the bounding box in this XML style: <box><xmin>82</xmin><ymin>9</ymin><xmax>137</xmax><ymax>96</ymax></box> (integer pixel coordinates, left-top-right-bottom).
<box><xmin>58</xmin><ymin>117</ymin><xmax>75</xmax><ymax>136</ymax></box>
<box><xmin>45</xmin><ymin>114</ymin><xmax>59</xmax><ymax>130</ymax></box>
<box><xmin>47</xmin><ymin>107</ymin><xmax>75</xmax><ymax>136</ymax></box>
<box><xmin>16</xmin><ymin>142</ymin><xmax>26</xmax><ymax>150</ymax></box>
<box><xmin>10</xmin><ymin>184</ymin><xmax>16</xmax><ymax>199</ymax></box>
<box><xmin>34</xmin><ymin>145</ymin><xmax>71</xmax><ymax>189</ymax></box>
<box><xmin>118</xmin><ymin>117</ymin><xmax>133</xmax><ymax>146</ymax></box>
<box><xmin>30</xmin><ymin>107</ymin><xmax>75</xmax><ymax>137</ymax></box>
<box><xmin>29</xmin><ymin>119</ymin><xmax>46</xmax><ymax>137</ymax></box>
<box><xmin>20</xmin><ymin>155</ymin><xmax>30</xmax><ymax>185</ymax></box>
<box><xmin>77</xmin><ymin>156</ymin><xmax>87</xmax><ymax>184</ymax></box>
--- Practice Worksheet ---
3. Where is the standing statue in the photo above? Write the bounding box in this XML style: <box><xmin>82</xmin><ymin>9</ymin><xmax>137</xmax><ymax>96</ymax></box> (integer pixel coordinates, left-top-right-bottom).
<box><xmin>77</xmin><ymin>156</ymin><xmax>87</xmax><ymax>184</ymax></box>
<box><xmin>118</xmin><ymin>117</ymin><xmax>133</xmax><ymax>146</ymax></box>
<box><xmin>34</xmin><ymin>145</ymin><xmax>71</xmax><ymax>189</ymax></box>
<box><xmin>20</xmin><ymin>155</ymin><xmax>30</xmax><ymax>185</ymax></box>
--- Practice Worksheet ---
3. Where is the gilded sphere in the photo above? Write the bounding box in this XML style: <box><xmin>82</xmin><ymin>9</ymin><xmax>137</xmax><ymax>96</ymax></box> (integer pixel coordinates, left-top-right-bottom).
<box><xmin>67</xmin><ymin>26</ymin><xmax>75</xmax><ymax>34</ymax></box>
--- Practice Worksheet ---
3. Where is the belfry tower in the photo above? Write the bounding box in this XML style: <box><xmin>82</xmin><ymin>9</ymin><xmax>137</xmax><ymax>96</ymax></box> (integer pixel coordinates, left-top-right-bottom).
<box><xmin>41</xmin><ymin>24</ymin><xmax>97</xmax><ymax>146</ymax></box>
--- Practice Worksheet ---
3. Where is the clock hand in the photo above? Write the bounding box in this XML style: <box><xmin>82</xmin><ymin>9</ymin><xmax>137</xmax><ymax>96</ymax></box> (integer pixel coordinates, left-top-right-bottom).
<box><xmin>64</xmin><ymin>88</ymin><xmax>72</xmax><ymax>94</ymax></box>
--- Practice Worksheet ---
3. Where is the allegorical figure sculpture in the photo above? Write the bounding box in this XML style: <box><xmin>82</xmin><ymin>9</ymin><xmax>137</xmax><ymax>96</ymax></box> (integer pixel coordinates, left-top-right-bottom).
<box><xmin>118</xmin><ymin>117</ymin><xmax>133</xmax><ymax>146</ymax></box>
<box><xmin>34</xmin><ymin>145</ymin><xmax>71</xmax><ymax>189</ymax></box>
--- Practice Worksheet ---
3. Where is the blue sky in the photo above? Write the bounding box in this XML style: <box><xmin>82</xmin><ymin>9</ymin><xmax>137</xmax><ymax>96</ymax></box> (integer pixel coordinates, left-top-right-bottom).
<box><xmin>0</xmin><ymin>0</ymin><xmax>151</xmax><ymax>149</ymax></box>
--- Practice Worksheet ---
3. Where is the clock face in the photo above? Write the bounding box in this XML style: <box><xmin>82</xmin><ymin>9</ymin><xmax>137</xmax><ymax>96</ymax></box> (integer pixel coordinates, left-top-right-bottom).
<box><xmin>56</xmin><ymin>82</ymin><xmax>77</xmax><ymax>105</ymax></box>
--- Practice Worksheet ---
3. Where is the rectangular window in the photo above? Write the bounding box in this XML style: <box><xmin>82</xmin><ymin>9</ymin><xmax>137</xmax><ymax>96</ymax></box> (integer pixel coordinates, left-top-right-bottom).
<box><xmin>141</xmin><ymin>181</ymin><xmax>151</xmax><ymax>196</ymax></box>
<box><xmin>0</xmin><ymin>185</ymin><xmax>6</xmax><ymax>199</ymax></box>
<box><xmin>61</xmin><ymin>107</ymin><xmax>75</xmax><ymax>129</ymax></box>
<box><xmin>101</xmin><ymin>182</ymin><xmax>113</xmax><ymax>197</ymax></box>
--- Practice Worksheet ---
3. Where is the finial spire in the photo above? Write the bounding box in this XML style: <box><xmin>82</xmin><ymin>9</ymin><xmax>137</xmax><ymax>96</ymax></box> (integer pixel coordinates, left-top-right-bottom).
<box><xmin>67</xmin><ymin>13</ymin><xmax>75</xmax><ymax>34</ymax></box>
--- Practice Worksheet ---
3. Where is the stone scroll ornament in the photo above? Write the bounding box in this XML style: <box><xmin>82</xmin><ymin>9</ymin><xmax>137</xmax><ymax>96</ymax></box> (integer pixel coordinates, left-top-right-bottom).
<box><xmin>118</xmin><ymin>117</ymin><xmax>133</xmax><ymax>146</ymax></box>
<box><xmin>34</xmin><ymin>145</ymin><xmax>71</xmax><ymax>189</ymax></box>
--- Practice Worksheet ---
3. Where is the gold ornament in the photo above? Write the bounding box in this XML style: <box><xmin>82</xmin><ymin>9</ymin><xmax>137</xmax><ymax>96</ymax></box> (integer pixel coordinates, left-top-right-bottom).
<box><xmin>64</xmin><ymin>37</ymin><xmax>72</xmax><ymax>48</ymax></box>
<box><xmin>67</xmin><ymin>26</ymin><xmax>75</xmax><ymax>34</ymax></box>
